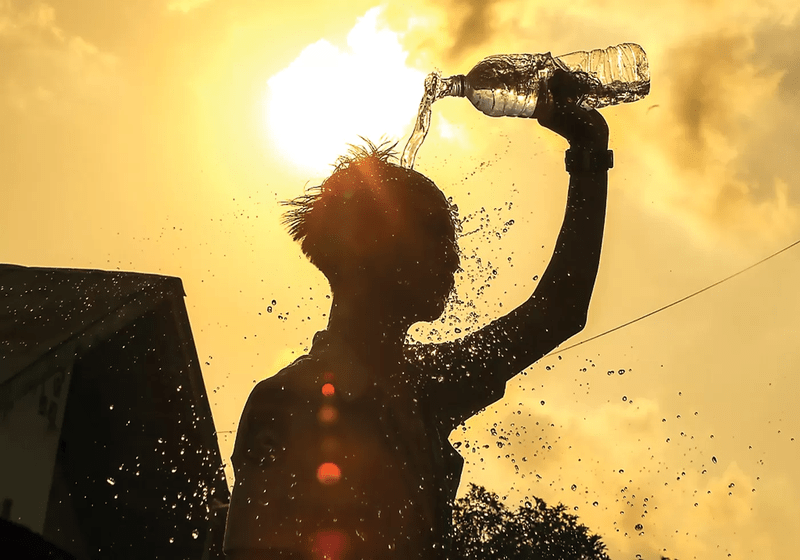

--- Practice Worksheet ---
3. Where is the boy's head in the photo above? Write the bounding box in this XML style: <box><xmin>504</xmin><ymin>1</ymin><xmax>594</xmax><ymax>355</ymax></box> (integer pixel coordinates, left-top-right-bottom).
<box><xmin>283</xmin><ymin>141</ymin><xmax>460</xmax><ymax>320</ymax></box>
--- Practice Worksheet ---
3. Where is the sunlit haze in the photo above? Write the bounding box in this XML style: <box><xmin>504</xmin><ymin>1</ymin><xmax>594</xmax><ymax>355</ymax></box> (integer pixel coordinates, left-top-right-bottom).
<box><xmin>3</xmin><ymin>0</ymin><xmax>799</xmax><ymax>558</ymax></box>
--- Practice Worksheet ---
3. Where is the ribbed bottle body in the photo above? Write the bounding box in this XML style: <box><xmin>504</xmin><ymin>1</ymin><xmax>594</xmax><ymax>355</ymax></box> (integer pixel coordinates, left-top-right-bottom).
<box><xmin>556</xmin><ymin>43</ymin><xmax>650</xmax><ymax>109</ymax></box>
<box><xmin>459</xmin><ymin>43</ymin><xmax>650</xmax><ymax>117</ymax></box>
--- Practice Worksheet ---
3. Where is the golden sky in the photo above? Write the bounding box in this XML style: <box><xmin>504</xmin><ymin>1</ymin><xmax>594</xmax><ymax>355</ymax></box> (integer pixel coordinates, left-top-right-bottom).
<box><xmin>2</xmin><ymin>0</ymin><xmax>799</xmax><ymax>558</ymax></box>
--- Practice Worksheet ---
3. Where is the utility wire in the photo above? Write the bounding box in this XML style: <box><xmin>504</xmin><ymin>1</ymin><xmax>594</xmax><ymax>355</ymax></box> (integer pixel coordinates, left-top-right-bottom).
<box><xmin>548</xmin><ymin>237</ymin><xmax>800</xmax><ymax>357</ymax></box>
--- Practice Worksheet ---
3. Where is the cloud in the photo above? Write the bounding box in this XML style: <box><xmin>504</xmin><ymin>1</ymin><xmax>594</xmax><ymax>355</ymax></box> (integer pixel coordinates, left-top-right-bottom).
<box><xmin>167</xmin><ymin>0</ymin><xmax>213</xmax><ymax>13</ymax></box>
<box><xmin>0</xmin><ymin>1</ymin><xmax>119</xmax><ymax>115</ymax></box>
<box><xmin>664</xmin><ymin>31</ymin><xmax>779</xmax><ymax>173</ymax></box>
<box><xmin>439</xmin><ymin>0</ymin><xmax>505</xmax><ymax>63</ymax></box>
<box><xmin>382</xmin><ymin>0</ymin><xmax>518</xmax><ymax>70</ymax></box>
<box><xmin>736</xmin><ymin>15</ymin><xmax>800</xmax><ymax>197</ymax></box>
<box><xmin>459</xmin><ymin>390</ymin><xmax>799</xmax><ymax>560</ymax></box>
<box><xmin>651</xmin><ymin>25</ymin><xmax>800</xmax><ymax>243</ymax></box>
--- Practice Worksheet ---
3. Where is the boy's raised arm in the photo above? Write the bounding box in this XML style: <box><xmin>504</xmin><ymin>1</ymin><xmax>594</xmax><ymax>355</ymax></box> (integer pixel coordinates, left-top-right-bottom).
<box><xmin>413</xmin><ymin>71</ymin><xmax>610</xmax><ymax>409</ymax></box>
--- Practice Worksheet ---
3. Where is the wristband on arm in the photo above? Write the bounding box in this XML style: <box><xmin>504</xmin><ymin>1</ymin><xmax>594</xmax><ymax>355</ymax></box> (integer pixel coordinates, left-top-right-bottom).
<box><xmin>565</xmin><ymin>148</ymin><xmax>614</xmax><ymax>173</ymax></box>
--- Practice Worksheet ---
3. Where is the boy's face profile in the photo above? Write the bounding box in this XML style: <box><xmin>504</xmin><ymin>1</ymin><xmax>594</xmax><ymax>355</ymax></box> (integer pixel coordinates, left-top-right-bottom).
<box><xmin>372</xmin><ymin>222</ymin><xmax>459</xmax><ymax>322</ymax></box>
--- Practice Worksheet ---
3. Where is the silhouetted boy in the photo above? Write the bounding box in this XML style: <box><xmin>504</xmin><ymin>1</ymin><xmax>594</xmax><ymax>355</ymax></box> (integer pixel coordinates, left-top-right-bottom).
<box><xmin>225</xmin><ymin>74</ymin><xmax>611</xmax><ymax>560</ymax></box>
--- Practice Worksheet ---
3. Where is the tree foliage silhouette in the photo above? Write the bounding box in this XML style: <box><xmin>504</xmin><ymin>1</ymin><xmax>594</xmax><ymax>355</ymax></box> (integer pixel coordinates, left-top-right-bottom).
<box><xmin>451</xmin><ymin>484</ymin><xmax>610</xmax><ymax>560</ymax></box>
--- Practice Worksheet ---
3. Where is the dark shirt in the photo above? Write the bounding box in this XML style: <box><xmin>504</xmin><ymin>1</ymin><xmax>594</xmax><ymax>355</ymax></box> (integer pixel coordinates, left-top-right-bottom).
<box><xmin>224</xmin><ymin>329</ymin><xmax>506</xmax><ymax>559</ymax></box>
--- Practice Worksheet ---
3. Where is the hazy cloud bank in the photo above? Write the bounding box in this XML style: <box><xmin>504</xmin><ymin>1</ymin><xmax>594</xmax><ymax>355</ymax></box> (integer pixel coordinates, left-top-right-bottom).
<box><xmin>0</xmin><ymin>1</ymin><xmax>119</xmax><ymax>116</ymax></box>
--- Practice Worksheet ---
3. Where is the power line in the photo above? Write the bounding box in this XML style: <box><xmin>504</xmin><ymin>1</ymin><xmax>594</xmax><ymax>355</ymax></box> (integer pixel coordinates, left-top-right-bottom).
<box><xmin>548</xmin><ymin>237</ymin><xmax>800</xmax><ymax>357</ymax></box>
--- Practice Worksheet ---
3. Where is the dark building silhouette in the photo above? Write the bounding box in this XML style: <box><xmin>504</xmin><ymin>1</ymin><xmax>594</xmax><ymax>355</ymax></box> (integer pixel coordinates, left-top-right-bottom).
<box><xmin>0</xmin><ymin>264</ymin><xmax>229</xmax><ymax>559</ymax></box>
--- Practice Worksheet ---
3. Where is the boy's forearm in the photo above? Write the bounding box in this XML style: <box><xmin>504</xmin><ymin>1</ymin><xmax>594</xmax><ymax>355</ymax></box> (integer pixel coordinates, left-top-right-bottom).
<box><xmin>533</xmin><ymin>163</ymin><xmax>608</xmax><ymax>336</ymax></box>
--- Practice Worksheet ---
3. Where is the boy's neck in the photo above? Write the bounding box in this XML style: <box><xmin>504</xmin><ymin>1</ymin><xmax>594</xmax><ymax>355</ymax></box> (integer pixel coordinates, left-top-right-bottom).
<box><xmin>325</xmin><ymin>293</ymin><xmax>409</xmax><ymax>368</ymax></box>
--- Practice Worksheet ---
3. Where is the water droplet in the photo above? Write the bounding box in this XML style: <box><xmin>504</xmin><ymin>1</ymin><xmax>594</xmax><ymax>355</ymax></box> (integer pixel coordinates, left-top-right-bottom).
<box><xmin>570</xmin><ymin>484</ymin><xmax>577</xmax><ymax>491</ymax></box>
<box><xmin>267</xmin><ymin>306</ymin><xmax>273</xmax><ymax>313</ymax></box>
<box><xmin>712</xmin><ymin>456</ymin><xmax>718</xmax><ymax>464</ymax></box>
<box><xmin>107</xmin><ymin>478</ymin><xmax>115</xmax><ymax>486</ymax></box>
<box><xmin>634</xmin><ymin>523</ymin><xmax>643</xmax><ymax>531</ymax></box>
<box><xmin>192</xmin><ymin>529</ymin><xmax>199</xmax><ymax>540</ymax></box>
<box><xmin>592</xmin><ymin>501</ymin><xmax>599</xmax><ymax>507</ymax></box>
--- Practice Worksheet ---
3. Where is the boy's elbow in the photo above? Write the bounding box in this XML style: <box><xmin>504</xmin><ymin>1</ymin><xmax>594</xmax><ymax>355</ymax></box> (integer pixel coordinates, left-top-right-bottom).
<box><xmin>559</xmin><ymin>309</ymin><xmax>588</xmax><ymax>340</ymax></box>
<box><xmin>561</xmin><ymin>323</ymin><xmax>585</xmax><ymax>343</ymax></box>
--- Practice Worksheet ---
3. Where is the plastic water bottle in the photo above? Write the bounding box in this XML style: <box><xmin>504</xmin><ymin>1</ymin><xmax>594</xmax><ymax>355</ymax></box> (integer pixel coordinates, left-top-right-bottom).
<box><xmin>446</xmin><ymin>43</ymin><xmax>650</xmax><ymax>117</ymax></box>
<box><xmin>400</xmin><ymin>43</ymin><xmax>649</xmax><ymax>168</ymax></box>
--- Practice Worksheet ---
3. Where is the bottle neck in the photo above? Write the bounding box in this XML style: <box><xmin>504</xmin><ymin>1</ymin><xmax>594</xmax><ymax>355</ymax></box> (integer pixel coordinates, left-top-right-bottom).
<box><xmin>447</xmin><ymin>75</ymin><xmax>466</xmax><ymax>98</ymax></box>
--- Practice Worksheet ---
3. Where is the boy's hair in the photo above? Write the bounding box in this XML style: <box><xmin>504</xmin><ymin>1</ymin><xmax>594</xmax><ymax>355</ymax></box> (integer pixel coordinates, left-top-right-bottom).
<box><xmin>282</xmin><ymin>140</ymin><xmax>460</xmax><ymax>287</ymax></box>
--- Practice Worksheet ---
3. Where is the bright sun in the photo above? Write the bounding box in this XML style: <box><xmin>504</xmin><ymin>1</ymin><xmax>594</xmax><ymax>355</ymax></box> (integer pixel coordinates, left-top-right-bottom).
<box><xmin>265</xmin><ymin>7</ymin><xmax>425</xmax><ymax>176</ymax></box>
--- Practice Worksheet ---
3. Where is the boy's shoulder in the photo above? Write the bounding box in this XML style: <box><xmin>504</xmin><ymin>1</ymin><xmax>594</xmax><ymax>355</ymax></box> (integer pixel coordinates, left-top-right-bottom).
<box><xmin>247</xmin><ymin>354</ymin><xmax>323</xmax><ymax>407</ymax></box>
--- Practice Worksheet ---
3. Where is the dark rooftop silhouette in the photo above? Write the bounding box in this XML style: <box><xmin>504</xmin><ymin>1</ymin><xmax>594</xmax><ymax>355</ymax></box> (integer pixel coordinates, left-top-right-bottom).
<box><xmin>0</xmin><ymin>264</ymin><xmax>229</xmax><ymax>560</ymax></box>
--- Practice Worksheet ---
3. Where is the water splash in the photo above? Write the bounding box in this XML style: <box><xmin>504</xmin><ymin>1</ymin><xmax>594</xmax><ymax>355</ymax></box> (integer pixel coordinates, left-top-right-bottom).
<box><xmin>406</xmin><ymin>201</ymin><xmax>519</xmax><ymax>346</ymax></box>
<box><xmin>400</xmin><ymin>71</ymin><xmax>459</xmax><ymax>169</ymax></box>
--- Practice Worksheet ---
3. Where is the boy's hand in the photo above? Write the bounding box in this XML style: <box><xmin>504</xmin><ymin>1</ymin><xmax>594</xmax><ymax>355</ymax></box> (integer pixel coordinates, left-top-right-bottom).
<box><xmin>534</xmin><ymin>69</ymin><xmax>609</xmax><ymax>148</ymax></box>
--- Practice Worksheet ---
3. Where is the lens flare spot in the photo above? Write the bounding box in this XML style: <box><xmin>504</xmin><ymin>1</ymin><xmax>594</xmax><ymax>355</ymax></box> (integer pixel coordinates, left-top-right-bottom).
<box><xmin>322</xmin><ymin>383</ymin><xmax>335</xmax><ymax>397</ymax></box>
<box><xmin>318</xmin><ymin>405</ymin><xmax>338</xmax><ymax>424</ymax></box>
<box><xmin>317</xmin><ymin>462</ymin><xmax>341</xmax><ymax>485</ymax></box>
<box><xmin>311</xmin><ymin>529</ymin><xmax>348</xmax><ymax>560</ymax></box>
<box><xmin>321</xmin><ymin>436</ymin><xmax>340</xmax><ymax>455</ymax></box>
